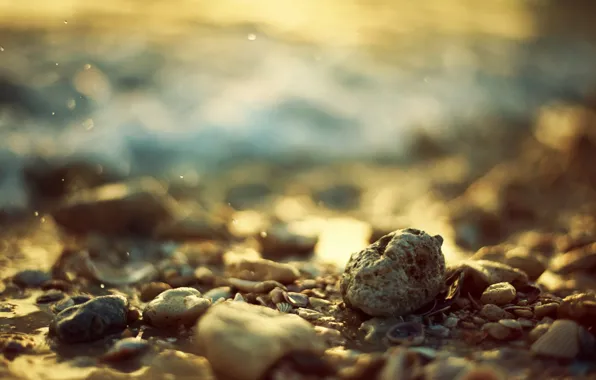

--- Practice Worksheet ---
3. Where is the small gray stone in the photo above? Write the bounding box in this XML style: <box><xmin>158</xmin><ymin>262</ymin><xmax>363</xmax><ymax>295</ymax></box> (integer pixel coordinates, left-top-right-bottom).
<box><xmin>340</xmin><ymin>228</ymin><xmax>445</xmax><ymax>317</ymax></box>
<box><xmin>50</xmin><ymin>295</ymin><xmax>129</xmax><ymax>343</ymax></box>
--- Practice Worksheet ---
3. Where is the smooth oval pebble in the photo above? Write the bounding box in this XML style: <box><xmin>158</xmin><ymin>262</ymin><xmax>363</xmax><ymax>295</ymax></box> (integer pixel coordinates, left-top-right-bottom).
<box><xmin>480</xmin><ymin>282</ymin><xmax>516</xmax><ymax>306</ymax></box>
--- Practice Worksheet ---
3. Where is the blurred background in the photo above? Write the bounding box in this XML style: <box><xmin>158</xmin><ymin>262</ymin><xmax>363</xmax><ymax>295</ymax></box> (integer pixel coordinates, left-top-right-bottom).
<box><xmin>1</xmin><ymin>0</ymin><xmax>596</xmax><ymax>266</ymax></box>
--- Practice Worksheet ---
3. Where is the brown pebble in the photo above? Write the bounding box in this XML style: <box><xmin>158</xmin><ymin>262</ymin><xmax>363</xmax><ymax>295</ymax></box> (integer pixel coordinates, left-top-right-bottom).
<box><xmin>528</xmin><ymin>324</ymin><xmax>550</xmax><ymax>343</ymax></box>
<box><xmin>513</xmin><ymin>309</ymin><xmax>534</xmax><ymax>319</ymax></box>
<box><xmin>194</xmin><ymin>267</ymin><xmax>215</xmax><ymax>285</ymax></box>
<box><xmin>480</xmin><ymin>283</ymin><xmax>516</xmax><ymax>306</ymax></box>
<box><xmin>482</xmin><ymin>323</ymin><xmax>512</xmax><ymax>341</ymax></box>
<box><xmin>534</xmin><ymin>303</ymin><xmax>558</xmax><ymax>319</ymax></box>
<box><xmin>472</xmin><ymin>317</ymin><xmax>486</xmax><ymax>325</ymax></box>
<box><xmin>460</xmin><ymin>321</ymin><xmax>476</xmax><ymax>329</ymax></box>
<box><xmin>167</xmin><ymin>275</ymin><xmax>198</xmax><ymax>288</ymax></box>
<box><xmin>140</xmin><ymin>282</ymin><xmax>172</xmax><ymax>302</ymax></box>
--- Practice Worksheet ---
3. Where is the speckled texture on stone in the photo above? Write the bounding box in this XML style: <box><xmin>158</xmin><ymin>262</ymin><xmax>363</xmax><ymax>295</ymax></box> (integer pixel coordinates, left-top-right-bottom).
<box><xmin>142</xmin><ymin>287</ymin><xmax>211</xmax><ymax>329</ymax></box>
<box><xmin>195</xmin><ymin>301</ymin><xmax>325</xmax><ymax>380</ymax></box>
<box><xmin>340</xmin><ymin>228</ymin><xmax>446</xmax><ymax>317</ymax></box>
<box><xmin>49</xmin><ymin>295</ymin><xmax>129</xmax><ymax>343</ymax></box>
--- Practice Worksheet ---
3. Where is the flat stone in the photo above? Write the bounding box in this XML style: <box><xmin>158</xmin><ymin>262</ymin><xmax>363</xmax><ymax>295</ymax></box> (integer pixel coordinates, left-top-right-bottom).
<box><xmin>195</xmin><ymin>301</ymin><xmax>325</xmax><ymax>380</ymax></box>
<box><xmin>340</xmin><ymin>228</ymin><xmax>445</xmax><ymax>316</ymax></box>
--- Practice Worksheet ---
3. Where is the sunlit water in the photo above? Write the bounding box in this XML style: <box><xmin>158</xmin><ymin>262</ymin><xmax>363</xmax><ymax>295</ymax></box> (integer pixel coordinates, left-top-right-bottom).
<box><xmin>0</xmin><ymin>0</ymin><xmax>595</xmax><ymax>200</ymax></box>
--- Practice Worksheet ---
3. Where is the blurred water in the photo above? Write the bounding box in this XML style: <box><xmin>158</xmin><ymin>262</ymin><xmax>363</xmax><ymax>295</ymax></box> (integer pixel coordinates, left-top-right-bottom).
<box><xmin>1</xmin><ymin>1</ymin><xmax>596</xmax><ymax>179</ymax></box>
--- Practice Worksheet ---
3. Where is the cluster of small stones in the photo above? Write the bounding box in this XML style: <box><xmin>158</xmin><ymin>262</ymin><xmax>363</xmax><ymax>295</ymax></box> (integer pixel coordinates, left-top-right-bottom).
<box><xmin>2</xmin><ymin>178</ymin><xmax>596</xmax><ymax>380</ymax></box>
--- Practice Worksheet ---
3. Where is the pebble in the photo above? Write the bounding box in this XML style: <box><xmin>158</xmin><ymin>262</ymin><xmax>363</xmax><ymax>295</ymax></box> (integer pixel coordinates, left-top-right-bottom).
<box><xmin>50</xmin><ymin>177</ymin><xmax>177</xmax><ymax>236</ymax></box>
<box><xmin>258</xmin><ymin>223</ymin><xmax>318</xmax><ymax>259</ymax></box>
<box><xmin>359</xmin><ymin>317</ymin><xmax>401</xmax><ymax>345</ymax></box>
<box><xmin>36</xmin><ymin>290</ymin><xmax>65</xmax><ymax>304</ymax></box>
<box><xmin>479</xmin><ymin>304</ymin><xmax>513</xmax><ymax>322</ymax></box>
<box><xmin>482</xmin><ymin>323</ymin><xmax>513</xmax><ymax>341</ymax></box>
<box><xmin>12</xmin><ymin>270</ymin><xmax>51</xmax><ymax>288</ymax></box>
<box><xmin>533</xmin><ymin>302</ymin><xmax>558</xmax><ymax>319</ymax></box>
<box><xmin>340</xmin><ymin>228</ymin><xmax>446</xmax><ymax>316</ymax></box>
<box><xmin>531</xmin><ymin>319</ymin><xmax>581</xmax><ymax>359</ymax></box>
<box><xmin>139</xmin><ymin>282</ymin><xmax>172</xmax><ymax>302</ymax></box>
<box><xmin>224</xmin><ymin>255</ymin><xmax>300</xmax><ymax>284</ymax></box>
<box><xmin>195</xmin><ymin>301</ymin><xmax>325</xmax><ymax>380</ymax></box>
<box><xmin>227</xmin><ymin>278</ymin><xmax>285</xmax><ymax>293</ymax></box>
<box><xmin>529</xmin><ymin>324</ymin><xmax>550</xmax><ymax>343</ymax></box>
<box><xmin>142</xmin><ymin>287</ymin><xmax>211</xmax><ymax>329</ymax></box>
<box><xmin>557</xmin><ymin>292</ymin><xmax>596</xmax><ymax>329</ymax></box>
<box><xmin>100</xmin><ymin>338</ymin><xmax>150</xmax><ymax>362</ymax></box>
<box><xmin>308</xmin><ymin>297</ymin><xmax>332</xmax><ymax>312</ymax></box>
<box><xmin>427</xmin><ymin>324</ymin><xmax>451</xmax><ymax>338</ymax></box>
<box><xmin>512</xmin><ymin>308</ymin><xmax>534</xmax><ymax>319</ymax></box>
<box><xmin>50</xmin><ymin>295</ymin><xmax>129</xmax><ymax>343</ymax></box>
<box><xmin>296</xmin><ymin>308</ymin><xmax>325</xmax><ymax>321</ymax></box>
<box><xmin>444</xmin><ymin>316</ymin><xmax>459</xmax><ymax>328</ymax></box>
<box><xmin>480</xmin><ymin>282</ymin><xmax>516</xmax><ymax>305</ymax></box>
<box><xmin>203</xmin><ymin>287</ymin><xmax>232</xmax><ymax>302</ymax></box>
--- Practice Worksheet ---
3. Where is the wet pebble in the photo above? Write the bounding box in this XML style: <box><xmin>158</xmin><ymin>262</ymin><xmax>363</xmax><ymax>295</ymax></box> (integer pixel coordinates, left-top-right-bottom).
<box><xmin>142</xmin><ymin>287</ymin><xmax>211</xmax><ymax>329</ymax></box>
<box><xmin>557</xmin><ymin>292</ymin><xmax>596</xmax><ymax>329</ymax></box>
<box><xmin>139</xmin><ymin>282</ymin><xmax>172</xmax><ymax>302</ymax></box>
<box><xmin>227</xmin><ymin>278</ymin><xmax>285</xmax><ymax>293</ymax></box>
<box><xmin>533</xmin><ymin>302</ymin><xmax>558</xmax><ymax>319</ymax></box>
<box><xmin>12</xmin><ymin>270</ymin><xmax>51</xmax><ymax>288</ymax></box>
<box><xmin>50</xmin><ymin>295</ymin><xmax>129</xmax><ymax>343</ymax></box>
<box><xmin>341</xmin><ymin>228</ymin><xmax>445</xmax><ymax>317</ymax></box>
<box><xmin>480</xmin><ymin>282</ymin><xmax>516</xmax><ymax>305</ymax></box>
<box><xmin>195</xmin><ymin>301</ymin><xmax>325</xmax><ymax>380</ymax></box>
<box><xmin>284</xmin><ymin>292</ymin><xmax>309</xmax><ymax>308</ymax></box>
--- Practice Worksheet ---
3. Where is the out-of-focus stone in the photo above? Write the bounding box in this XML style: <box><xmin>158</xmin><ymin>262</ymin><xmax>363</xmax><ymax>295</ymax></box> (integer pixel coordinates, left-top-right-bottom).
<box><xmin>195</xmin><ymin>301</ymin><xmax>325</xmax><ymax>380</ymax></box>
<box><xmin>50</xmin><ymin>177</ymin><xmax>179</xmax><ymax>236</ymax></box>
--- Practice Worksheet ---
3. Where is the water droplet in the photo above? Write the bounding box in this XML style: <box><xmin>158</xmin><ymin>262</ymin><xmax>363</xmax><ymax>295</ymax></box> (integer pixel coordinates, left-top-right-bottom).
<box><xmin>84</xmin><ymin>64</ymin><xmax>91</xmax><ymax>70</ymax></box>
<box><xmin>55</xmin><ymin>63</ymin><xmax>59</xmax><ymax>66</ymax></box>
<box><xmin>100</xmin><ymin>284</ymin><xmax>105</xmax><ymax>289</ymax></box>
<box><xmin>179</xmin><ymin>175</ymin><xmax>184</xmax><ymax>179</ymax></box>
<box><xmin>40</xmin><ymin>217</ymin><xmax>46</xmax><ymax>223</ymax></box>
<box><xmin>260</xmin><ymin>231</ymin><xmax>268</xmax><ymax>238</ymax></box>
<box><xmin>0</xmin><ymin>46</ymin><xmax>4</xmax><ymax>52</ymax></box>
<box><xmin>61</xmin><ymin>178</ymin><xmax>65</xmax><ymax>182</ymax></box>
<box><xmin>64</xmin><ymin>20</ymin><xmax>68</xmax><ymax>24</ymax></box>
<box><xmin>247</xmin><ymin>34</ymin><xmax>256</xmax><ymax>41</ymax></box>
<box><xmin>51</xmin><ymin>112</ymin><xmax>55</xmax><ymax>116</ymax></box>
<box><xmin>34</xmin><ymin>211</ymin><xmax>39</xmax><ymax>216</ymax></box>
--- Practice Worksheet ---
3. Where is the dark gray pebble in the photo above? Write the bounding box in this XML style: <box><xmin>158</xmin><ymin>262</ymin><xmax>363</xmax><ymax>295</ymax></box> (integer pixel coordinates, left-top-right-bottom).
<box><xmin>49</xmin><ymin>295</ymin><xmax>129</xmax><ymax>343</ymax></box>
<box><xmin>13</xmin><ymin>270</ymin><xmax>51</xmax><ymax>288</ymax></box>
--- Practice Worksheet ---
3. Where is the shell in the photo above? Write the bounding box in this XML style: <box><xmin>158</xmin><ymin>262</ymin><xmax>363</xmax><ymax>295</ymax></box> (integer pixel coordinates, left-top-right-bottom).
<box><xmin>530</xmin><ymin>319</ymin><xmax>580</xmax><ymax>359</ymax></box>
<box><xmin>448</xmin><ymin>260</ymin><xmax>529</xmax><ymax>296</ymax></box>
<box><xmin>233</xmin><ymin>293</ymin><xmax>245</xmax><ymax>302</ymax></box>
<box><xmin>276</xmin><ymin>302</ymin><xmax>293</xmax><ymax>313</ymax></box>
<box><xmin>386</xmin><ymin>322</ymin><xmax>425</xmax><ymax>346</ymax></box>
<box><xmin>284</xmin><ymin>292</ymin><xmax>309</xmax><ymax>308</ymax></box>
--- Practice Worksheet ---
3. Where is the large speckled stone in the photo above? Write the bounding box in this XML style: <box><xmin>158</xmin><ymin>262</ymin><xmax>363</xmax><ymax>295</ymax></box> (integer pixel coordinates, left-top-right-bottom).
<box><xmin>195</xmin><ymin>301</ymin><xmax>325</xmax><ymax>380</ymax></box>
<box><xmin>340</xmin><ymin>228</ymin><xmax>445</xmax><ymax>317</ymax></box>
<box><xmin>50</xmin><ymin>295</ymin><xmax>129</xmax><ymax>343</ymax></box>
